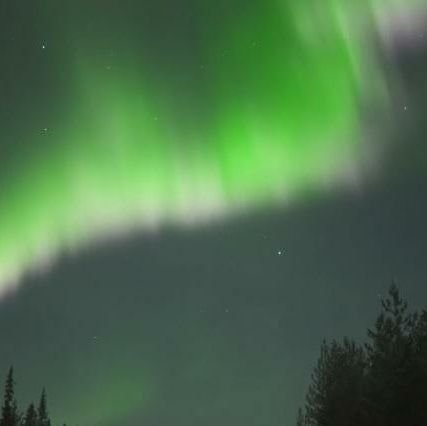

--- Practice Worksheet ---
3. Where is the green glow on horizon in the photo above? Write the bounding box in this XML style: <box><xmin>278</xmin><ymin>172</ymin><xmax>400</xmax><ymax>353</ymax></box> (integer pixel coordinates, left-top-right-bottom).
<box><xmin>56</xmin><ymin>364</ymin><xmax>149</xmax><ymax>426</ymax></box>
<box><xmin>0</xmin><ymin>0</ymin><xmax>423</xmax><ymax>296</ymax></box>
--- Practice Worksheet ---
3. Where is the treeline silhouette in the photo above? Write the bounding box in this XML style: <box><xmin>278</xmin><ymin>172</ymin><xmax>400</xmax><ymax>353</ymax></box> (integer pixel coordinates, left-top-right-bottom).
<box><xmin>0</xmin><ymin>367</ymin><xmax>58</xmax><ymax>426</ymax></box>
<box><xmin>297</xmin><ymin>284</ymin><xmax>427</xmax><ymax>426</ymax></box>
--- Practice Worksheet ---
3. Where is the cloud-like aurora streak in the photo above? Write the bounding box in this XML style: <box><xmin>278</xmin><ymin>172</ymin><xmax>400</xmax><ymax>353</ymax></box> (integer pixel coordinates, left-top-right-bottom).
<box><xmin>0</xmin><ymin>0</ymin><xmax>425</xmax><ymax>295</ymax></box>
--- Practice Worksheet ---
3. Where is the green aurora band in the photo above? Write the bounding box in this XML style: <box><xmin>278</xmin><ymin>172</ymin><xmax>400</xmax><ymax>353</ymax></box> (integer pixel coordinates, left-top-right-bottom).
<box><xmin>0</xmin><ymin>0</ymin><xmax>425</xmax><ymax>294</ymax></box>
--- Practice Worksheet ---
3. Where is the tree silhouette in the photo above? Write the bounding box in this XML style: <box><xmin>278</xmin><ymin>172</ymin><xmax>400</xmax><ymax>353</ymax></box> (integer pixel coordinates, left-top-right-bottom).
<box><xmin>0</xmin><ymin>367</ymin><xmax>20</xmax><ymax>426</ymax></box>
<box><xmin>304</xmin><ymin>338</ymin><xmax>366</xmax><ymax>426</ymax></box>
<box><xmin>0</xmin><ymin>370</ymin><xmax>57</xmax><ymax>426</ymax></box>
<box><xmin>37</xmin><ymin>390</ymin><xmax>50</xmax><ymax>426</ymax></box>
<box><xmin>298</xmin><ymin>284</ymin><xmax>427</xmax><ymax>426</ymax></box>
<box><xmin>22</xmin><ymin>404</ymin><xmax>37</xmax><ymax>426</ymax></box>
<box><xmin>364</xmin><ymin>284</ymin><xmax>419</xmax><ymax>425</ymax></box>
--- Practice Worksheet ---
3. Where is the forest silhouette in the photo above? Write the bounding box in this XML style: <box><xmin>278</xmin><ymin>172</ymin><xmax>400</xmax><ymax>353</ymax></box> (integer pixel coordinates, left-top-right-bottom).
<box><xmin>0</xmin><ymin>367</ymin><xmax>55</xmax><ymax>426</ymax></box>
<box><xmin>297</xmin><ymin>284</ymin><xmax>427</xmax><ymax>426</ymax></box>
<box><xmin>1</xmin><ymin>285</ymin><xmax>426</xmax><ymax>426</ymax></box>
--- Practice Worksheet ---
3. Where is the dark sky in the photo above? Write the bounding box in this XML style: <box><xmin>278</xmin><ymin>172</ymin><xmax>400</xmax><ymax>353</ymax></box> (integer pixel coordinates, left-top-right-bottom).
<box><xmin>2</xmin><ymin>166</ymin><xmax>427</xmax><ymax>426</ymax></box>
<box><xmin>0</xmin><ymin>2</ymin><xmax>426</xmax><ymax>426</ymax></box>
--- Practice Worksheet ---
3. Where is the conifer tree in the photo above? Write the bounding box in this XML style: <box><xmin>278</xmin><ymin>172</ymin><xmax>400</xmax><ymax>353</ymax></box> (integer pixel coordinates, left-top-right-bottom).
<box><xmin>304</xmin><ymin>338</ymin><xmax>366</xmax><ymax>426</ymax></box>
<box><xmin>22</xmin><ymin>404</ymin><xmax>37</xmax><ymax>426</ymax></box>
<box><xmin>298</xmin><ymin>284</ymin><xmax>427</xmax><ymax>426</ymax></box>
<box><xmin>0</xmin><ymin>367</ymin><xmax>20</xmax><ymax>426</ymax></box>
<box><xmin>37</xmin><ymin>390</ymin><xmax>50</xmax><ymax>426</ymax></box>
<box><xmin>365</xmin><ymin>284</ymin><xmax>419</xmax><ymax>426</ymax></box>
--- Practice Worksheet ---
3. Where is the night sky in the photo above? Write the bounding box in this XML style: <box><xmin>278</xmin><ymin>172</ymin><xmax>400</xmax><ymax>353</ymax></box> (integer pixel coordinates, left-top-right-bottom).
<box><xmin>0</xmin><ymin>2</ymin><xmax>426</xmax><ymax>426</ymax></box>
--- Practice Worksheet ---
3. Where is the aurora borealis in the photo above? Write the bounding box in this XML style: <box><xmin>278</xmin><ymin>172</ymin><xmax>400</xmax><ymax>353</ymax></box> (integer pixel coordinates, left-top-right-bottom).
<box><xmin>0</xmin><ymin>0</ymin><xmax>418</xmax><ymax>292</ymax></box>
<box><xmin>0</xmin><ymin>1</ymin><xmax>427</xmax><ymax>425</ymax></box>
